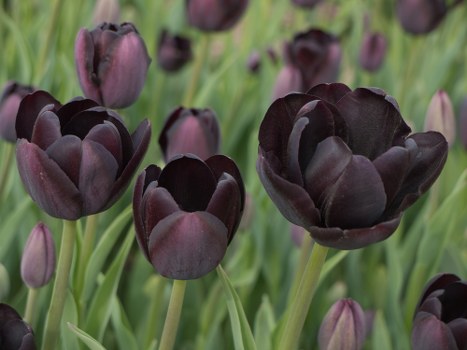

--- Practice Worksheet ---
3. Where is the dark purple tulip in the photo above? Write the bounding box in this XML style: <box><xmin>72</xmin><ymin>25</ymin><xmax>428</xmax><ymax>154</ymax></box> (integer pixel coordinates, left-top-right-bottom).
<box><xmin>292</xmin><ymin>0</ymin><xmax>323</xmax><ymax>8</ymax></box>
<box><xmin>359</xmin><ymin>32</ymin><xmax>387</xmax><ymax>72</ymax></box>
<box><xmin>0</xmin><ymin>303</ymin><xmax>36</xmax><ymax>350</ymax></box>
<box><xmin>459</xmin><ymin>98</ymin><xmax>467</xmax><ymax>149</ymax></box>
<box><xmin>412</xmin><ymin>273</ymin><xmax>467</xmax><ymax>350</ymax></box>
<box><xmin>157</xmin><ymin>29</ymin><xmax>193</xmax><ymax>73</ymax></box>
<box><xmin>396</xmin><ymin>0</ymin><xmax>451</xmax><ymax>34</ymax></box>
<box><xmin>257</xmin><ymin>83</ymin><xmax>448</xmax><ymax>249</ymax></box>
<box><xmin>133</xmin><ymin>154</ymin><xmax>245</xmax><ymax>280</ymax></box>
<box><xmin>0</xmin><ymin>82</ymin><xmax>35</xmax><ymax>142</ymax></box>
<box><xmin>75</xmin><ymin>22</ymin><xmax>151</xmax><ymax>109</ymax></box>
<box><xmin>186</xmin><ymin>0</ymin><xmax>249</xmax><ymax>32</ymax></box>
<box><xmin>158</xmin><ymin>107</ymin><xmax>220</xmax><ymax>162</ymax></box>
<box><xmin>272</xmin><ymin>29</ymin><xmax>341</xmax><ymax>99</ymax></box>
<box><xmin>15</xmin><ymin>90</ymin><xmax>151</xmax><ymax>220</ymax></box>
<box><xmin>247</xmin><ymin>51</ymin><xmax>261</xmax><ymax>73</ymax></box>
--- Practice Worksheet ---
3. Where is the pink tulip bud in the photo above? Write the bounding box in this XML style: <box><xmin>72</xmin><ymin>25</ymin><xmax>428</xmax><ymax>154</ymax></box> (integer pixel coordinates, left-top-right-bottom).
<box><xmin>424</xmin><ymin>90</ymin><xmax>455</xmax><ymax>146</ymax></box>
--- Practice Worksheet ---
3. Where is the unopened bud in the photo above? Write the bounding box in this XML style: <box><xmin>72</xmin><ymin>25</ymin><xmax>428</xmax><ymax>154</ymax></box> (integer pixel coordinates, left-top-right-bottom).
<box><xmin>424</xmin><ymin>90</ymin><xmax>455</xmax><ymax>146</ymax></box>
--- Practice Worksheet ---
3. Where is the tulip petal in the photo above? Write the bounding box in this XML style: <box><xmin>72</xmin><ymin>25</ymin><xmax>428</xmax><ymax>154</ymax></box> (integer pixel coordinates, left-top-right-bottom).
<box><xmin>56</xmin><ymin>98</ymin><xmax>99</xmax><ymax>126</ymax></box>
<box><xmin>419</xmin><ymin>296</ymin><xmax>443</xmax><ymax>319</ymax></box>
<box><xmin>79</xmin><ymin>139</ymin><xmax>119</xmax><ymax>214</ymax></box>
<box><xmin>322</xmin><ymin>155</ymin><xmax>387</xmax><ymax>229</ymax></box>
<box><xmin>286</xmin><ymin>117</ymin><xmax>309</xmax><ymax>186</ymax></box>
<box><xmin>415</xmin><ymin>274</ymin><xmax>461</xmax><ymax>312</ymax></box>
<box><xmin>30</xmin><ymin>110</ymin><xmax>62</xmax><ymax>149</ymax></box>
<box><xmin>310</xmin><ymin>216</ymin><xmax>401</xmax><ymax>249</ymax></box>
<box><xmin>16</xmin><ymin>140</ymin><xmax>82</xmax><ymax>219</ymax></box>
<box><xmin>411</xmin><ymin>313</ymin><xmax>458</xmax><ymax>350</ymax></box>
<box><xmin>1</xmin><ymin>319</ymin><xmax>33</xmax><ymax>350</ymax></box>
<box><xmin>388</xmin><ymin>131</ymin><xmax>448</xmax><ymax>215</ymax></box>
<box><xmin>304</xmin><ymin>136</ymin><xmax>352</xmax><ymax>205</ymax></box>
<box><xmin>257</xmin><ymin>150</ymin><xmax>321</xmax><ymax>229</ymax></box>
<box><xmin>271</xmin><ymin>65</ymin><xmax>304</xmax><ymax>100</ymax></box>
<box><xmin>158</xmin><ymin>155</ymin><xmax>217</xmax><ymax>212</ymax></box>
<box><xmin>85</xmin><ymin>121</ymin><xmax>123</xmax><ymax>170</ymax></box>
<box><xmin>206</xmin><ymin>173</ymin><xmax>242</xmax><ymax>242</ymax></box>
<box><xmin>448</xmin><ymin>318</ymin><xmax>467</xmax><ymax>349</ymax></box>
<box><xmin>46</xmin><ymin>135</ymin><xmax>82</xmax><ymax>188</ymax></box>
<box><xmin>438</xmin><ymin>282</ymin><xmax>467</xmax><ymax>322</ymax></box>
<box><xmin>307</xmin><ymin>82</ymin><xmax>351</xmax><ymax>105</ymax></box>
<box><xmin>148</xmin><ymin>211</ymin><xmax>228</xmax><ymax>280</ymax></box>
<box><xmin>336</xmin><ymin>88</ymin><xmax>411</xmax><ymax>160</ymax></box>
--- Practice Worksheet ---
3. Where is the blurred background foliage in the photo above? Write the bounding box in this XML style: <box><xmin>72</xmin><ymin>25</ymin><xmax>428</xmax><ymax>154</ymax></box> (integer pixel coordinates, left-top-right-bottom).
<box><xmin>0</xmin><ymin>0</ymin><xmax>466</xmax><ymax>349</ymax></box>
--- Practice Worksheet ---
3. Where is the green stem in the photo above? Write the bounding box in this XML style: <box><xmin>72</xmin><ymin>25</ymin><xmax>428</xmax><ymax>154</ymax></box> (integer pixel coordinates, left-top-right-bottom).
<box><xmin>42</xmin><ymin>220</ymin><xmax>77</xmax><ymax>350</ymax></box>
<box><xmin>158</xmin><ymin>279</ymin><xmax>187</xmax><ymax>350</ymax></box>
<box><xmin>278</xmin><ymin>241</ymin><xmax>329</xmax><ymax>350</ymax></box>
<box><xmin>23</xmin><ymin>287</ymin><xmax>39</xmax><ymax>324</ymax></box>
<box><xmin>183</xmin><ymin>35</ymin><xmax>210</xmax><ymax>106</ymax></box>
<box><xmin>287</xmin><ymin>232</ymin><xmax>313</xmax><ymax>305</ymax></box>
<box><xmin>144</xmin><ymin>276</ymin><xmax>167</xmax><ymax>350</ymax></box>
<box><xmin>0</xmin><ymin>142</ymin><xmax>14</xmax><ymax>200</ymax></box>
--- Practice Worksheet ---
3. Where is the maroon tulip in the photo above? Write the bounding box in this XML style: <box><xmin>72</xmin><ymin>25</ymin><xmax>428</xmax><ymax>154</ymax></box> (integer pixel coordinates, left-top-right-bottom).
<box><xmin>15</xmin><ymin>90</ymin><xmax>151</xmax><ymax>220</ymax></box>
<box><xmin>158</xmin><ymin>107</ymin><xmax>220</xmax><ymax>162</ymax></box>
<box><xmin>412</xmin><ymin>273</ymin><xmax>467</xmax><ymax>350</ymax></box>
<box><xmin>0</xmin><ymin>81</ymin><xmax>35</xmax><ymax>142</ymax></box>
<box><xmin>359</xmin><ymin>32</ymin><xmax>387</xmax><ymax>72</ymax></box>
<box><xmin>272</xmin><ymin>29</ymin><xmax>341</xmax><ymax>99</ymax></box>
<box><xmin>157</xmin><ymin>29</ymin><xmax>193</xmax><ymax>73</ymax></box>
<box><xmin>0</xmin><ymin>303</ymin><xmax>36</xmax><ymax>350</ymax></box>
<box><xmin>292</xmin><ymin>0</ymin><xmax>323</xmax><ymax>8</ymax></box>
<box><xmin>186</xmin><ymin>0</ymin><xmax>249</xmax><ymax>32</ymax></box>
<box><xmin>133</xmin><ymin>154</ymin><xmax>245</xmax><ymax>279</ymax></box>
<box><xmin>75</xmin><ymin>22</ymin><xmax>151</xmax><ymax>109</ymax></box>
<box><xmin>257</xmin><ymin>83</ymin><xmax>448</xmax><ymax>249</ymax></box>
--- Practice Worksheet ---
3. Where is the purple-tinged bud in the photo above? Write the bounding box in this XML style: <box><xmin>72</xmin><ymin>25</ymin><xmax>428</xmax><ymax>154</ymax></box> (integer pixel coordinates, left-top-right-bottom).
<box><xmin>359</xmin><ymin>32</ymin><xmax>387</xmax><ymax>72</ymax></box>
<box><xmin>0</xmin><ymin>303</ymin><xmax>36</xmax><ymax>349</ymax></box>
<box><xmin>459</xmin><ymin>97</ymin><xmax>467</xmax><ymax>149</ymax></box>
<box><xmin>93</xmin><ymin>0</ymin><xmax>120</xmax><ymax>25</ymax></box>
<box><xmin>247</xmin><ymin>51</ymin><xmax>261</xmax><ymax>73</ymax></box>
<box><xmin>157</xmin><ymin>29</ymin><xmax>193</xmax><ymax>73</ymax></box>
<box><xmin>318</xmin><ymin>299</ymin><xmax>366</xmax><ymax>350</ymax></box>
<box><xmin>158</xmin><ymin>107</ymin><xmax>220</xmax><ymax>162</ymax></box>
<box><xmin>74</xmin><ymin>22</ymin><xmax>151</xmax><ymax>109</ymax></box>
<box><xmin>424</xmin><ymin>90</ymin><xmax>455</xmax><ymax>146</ymax></box>
<box><xmin>291</xmin><ymin>0</ymin><xmax>323</xmax><ymax>8</ymax></box>
<box><xmin>396</xmin><ymin>0</ymin><xmax>451</xmax><ymax>35</ymax></box>
<box><xmin>21</xmin><ymin>222</ymin><xmax>56</xmax><ymax>289</ymax></box>
<box><xmin>0</xmin><ymin>81</ymin><xmax>35</xmax><ymax>142</ymax></box>
<box><xmin>186</xmin><ymin>0</ymin><xmax>249</xmax><ymax>32</ymax></box>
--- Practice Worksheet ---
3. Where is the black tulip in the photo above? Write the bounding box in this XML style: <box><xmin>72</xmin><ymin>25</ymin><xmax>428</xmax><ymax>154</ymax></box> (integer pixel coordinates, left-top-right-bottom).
<box><xmin>157</xmin><ymin>29</ymin><xmax>193</xmax><ymax>73</ymax></box>
<box><xmin>0</xmin><ymin>303</ymin><xmax>36</xmax><ymax>350</ymax></box>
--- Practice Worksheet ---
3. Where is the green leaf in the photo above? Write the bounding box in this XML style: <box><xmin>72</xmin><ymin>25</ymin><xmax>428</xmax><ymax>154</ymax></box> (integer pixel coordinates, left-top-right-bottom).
<box><xmin>60</xmin><ymin>290</ymin><xmax>79</xmax><ymax>350</ymax></box>
<box><xmin>253</xmin><ymin>295</ymin><xmax>276</xmax><ymax>350</ymax></box>
<box><xmin>67</xmin><ymin>323</ymin><xmax>106</xmax><ymax>350</ymax></box>
<box><xmin>217</xmin><ymin>265</ymin><xmax>257</xmax><ymax>350</ymax></box>
<box><xmin>371</xmin><ymin>311</ymin><xmax>393</xmax><ymax>350</ymax></box>
<box><xmin>110</xmin><ymin>296</ymin><xmax>139</xmax><ymax>350</ymax></box>
<box><xmin>0</xmin><ymin>198</ymin><xmax>31</xmax><ymax>261</ymax></box>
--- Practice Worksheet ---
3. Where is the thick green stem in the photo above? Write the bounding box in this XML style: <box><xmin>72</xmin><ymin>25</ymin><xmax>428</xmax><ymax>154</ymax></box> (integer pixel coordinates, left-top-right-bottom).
<box><xmin>183</xmin><ymin>35</ymin><xmax>210</xmax><ymax>106</ymax></box>
<box><xmin>0</xmin><ymin>142</ymin><xmax>14</xmax><ymax>200</ymax></box>
<box><xmin>287</xmin><ymin>232</ymin><xmax>313</xmax><ymax>305</ymax></box>
<box><xmin>278</xmin><ymin>242</ymin><xmax>329</xmax><ymax>350</ymax></box>
<box><xmin>42</xmin><ymin>220</ymin><xmax>77</xmax><ymax>350</ymax></box>
<box><xmin>144</xmin><ymin>276</ymin><xmax>167</xmax><ymax>350</ymax></box>
<box><xmin>23</xmin><ymin>287</ymin><xmax>39</xmax><ymax>324</ymax></box>
<box><xmin>158</xmin><ymin>279</ymin><xmax>187</xmax><ymax>350</ymax></box>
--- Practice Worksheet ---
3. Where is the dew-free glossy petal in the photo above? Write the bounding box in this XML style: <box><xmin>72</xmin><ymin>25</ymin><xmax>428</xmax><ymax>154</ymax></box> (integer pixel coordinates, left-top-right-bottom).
<box><xmin>307</xmin><ymin>82</ymin><xmax>351</xmax><ymax>105</ymax></box>
<box><xmin>30</xmin><ymin>111</ymin><xmax>62</xmax><ymax>150</ymax></box>
<box><xmin>85</xmin><ymin>122</ymin><xmax>123</xmax><ymax>169</ymax></box>
<box><xmin>46</xmin><ymin>135</ymin><xmax>82</xmax><ymax>187</ymax></box>
<box><xmin>411</xmin><ymin>313</ymin><xmax>458</xmax><ymax>350</ymax></box>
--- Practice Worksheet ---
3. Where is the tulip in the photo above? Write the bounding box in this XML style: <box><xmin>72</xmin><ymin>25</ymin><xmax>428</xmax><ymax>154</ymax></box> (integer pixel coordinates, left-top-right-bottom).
<box><xmin>15</xmin><ymin>90</ymin><xmax>151</xmax><ymax>220</ymax></box>
<box><xmin>0</xmin><ymin>81</ymin><xmax>35</xmax><ymax>142</ymax></box>
<box><xmin>21</xmin><ymin>222</ymin><xmax>56</xmax><ymax>289</ymax></box>
<box><xmin>318</xmin><ymin>299</ymin><xmax>366</xmax><ymax>350</ymax></box>
<box><xmin>75</xmin><ymin>22</ymin><xmax>151</xmax><ymax>109</ymax></box>
<box><xmin>359</xmin><ymin>32</ymin><xmax>387</xmax><ymax>72</ymax></box>
<box><xmin>459</xmin><ymin>98</ymin><xmax>467</xmax><ymax>149</ymax></box>
<box><xmin>291</xmin><ymin>0</ymin><xmax>323</xmax><ymax>8</ymax></box>
<box><xmin>93</xmin><ymin>0</ymin><xmax>120</xmax><ymax>25</ymax></box>
<box><xmin>272</xmin><ymin>29</ymin><xmax>341</xmax><ymax>99</ymax></box>
<box><xmin>0</xmin><ymin>303</ymin><xmax>36</xmax><ymax>349</ymax></box>
<box><xmin>246</xmin><ymin>51</ymin><xmax>261</xmax><ymax>73</ymax></box>
<box><xmin>424</xmin><ymin>90</ymin><xmax>455</xmax><ymax>146</ymax></box>
<box><xmin>157</xmin><ymin>29</ymin><xmax>193</xmax><ymax>73</ymax></box>
<box><xmin>133</xmin><ymin>154</ymin><xmax>245</xmax><ymax>279</ymax></box>
<box><xmin>257</xmin><ymin>83</ymin><xmax>448</xmax><ymax>249</ymax></box>
<box><xmin>158</xmin><ymin>107</ymin><xmax>220</xmax><ymax>162</ymax></box>
<box><xmin>411</xmin><ymin>273</ymin><xmax>467</xmax><ymax>350</ymax></box>
<box><xmin>186</xmin><ymin>0</ymin><xmax>249</xmax><ymax>32</ymax></box>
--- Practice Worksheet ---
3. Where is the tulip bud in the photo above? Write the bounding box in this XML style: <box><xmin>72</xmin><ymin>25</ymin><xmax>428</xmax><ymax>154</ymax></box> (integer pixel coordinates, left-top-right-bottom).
<box><xmin>0</xmin><ymin>303</ymin><xmax>36</xmax><ymax>349</ymax></box>
<box><xmin>0</xmin><ymin>263</ymin><xmax>9</xmax><ymax>301</ymax></box>
<box><xmin>186</xmin><ymin>0</ymin><xmax>249</xmax><ymax>32</ymax></box>
<box><xmin>291</xmin><ymin>0</ymin><xmax>323</xmax><ymax>8</ymax></box>
<box><xmin>424</xmin><ymin>90</ymin><xmax>455</xmax><ymax>146</ymax></box>
<box><xmin>359</xmin><ymin>32</ymin><xmax>387</xmax><ymax>72</ymax></box>
<box><xmin>246</xmin><ymin>51</ymin><xmax>261</xmax><ymax>73</ymax></box>
<box><xmin>158</xmin><ymin>107</ymin><xmax>220</xmax><ymax>162</ymax></box>
<box><xmin>21</xmin><ymin>222</ymin><xmax>56</xmax><ymax>289</ymax></box>
<box><xmin>93</xmin><ymin>0</ymin><xmax>120</xmax><ymax>25</ymax></box>
<box><xmin>74</xmin><ymin>22</ymin><xmax>151</xmax><ymax>109</ymax></box>
<box><xmin>396</xmin><ymin>0</ymin><xmax>448</xmax><ymax>35</ymax></box>
<box><xmin>318</xmin><ymin>299</ymin><xmax>366</xmax><ymax>350</ymax></box>
<box><xmin>459</xmin><ymin>97</ymin><xmax>467</xmax><ymax>149</ymax></box>
<box><xmin>157</xmin><ymin>29</ymin><xmax>193</xmax><ymax>73</ymax></box>
<box><xmin>0</xmin><ymin>81</ymin><xmax>35</xmax><ymax>142</ymax></box>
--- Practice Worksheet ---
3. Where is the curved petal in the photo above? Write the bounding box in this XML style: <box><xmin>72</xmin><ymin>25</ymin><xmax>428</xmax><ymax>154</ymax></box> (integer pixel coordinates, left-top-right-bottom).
<box><xmin>418</xmin><ymin>296</ymin><xmax>443</xmax><ymax>319</ymax></box>
<box><xmin>286</xmin><ymin>117</ymin><xmax>309</xmax><ymax>185</ymax></box>
<box><xmin>415</xmin><ymin>274</ymin><xmax>461</xmax><ymax>313</ymax></box>
<box><xmin>310</xmin><ymin>215</ymin><xmax>401</xmax><ymax>250</ymax></box>
<box><xmin>56</xmin><ymin>98</ymin><xmax>99</xmax><ymax>126</ymax></box>
<box><xmin>84</xmin><ymin>121</ymin><xmax>123</xmax><ymax>170</ymax></box>
<box><xmin>322</xmin><ymin>155</ymin><xmax>387</xmax><ymax>229</ymax></box>
<box><xmin>158</xmin><ymin>155</ymin><xmax>217</xmax><ymax>212</ymax></box>
<box><xmin>304</xmin><ymin>136</ymin><xmax>352</xmax><ymax>205</ymax></box>
<box><xmin>257</xmin><ymin>150</ymin><xmax>321</xmax><ymax>229</ymax></box>
<box><xmin>16</xmin><ymin>140</ymin><xmax>82</xmax><ymax>219</ymax></box>
<box><xmin>389</xmin><ymin>131</ymin><xmax>448</xmax><ymax>215</ymax></box>
<box><xmin>79</xmin><ymin>140</ymin><xmax>119</xmax><ymax>214</ymax></box>
<box><xmin>133</xmin><ymin>169</ymin><xmax>150</xmax><ymax>260</ymax></box>
<box><xmin>439</xmin><ymin>282</ymin><xmax>467</xmax><ymax>322</ymax></box>
<box><xmin>448</xmin><ymin>318</ymin><xmax>467</xmax><ymax>350</ymax></box>
<box><xmin>148</xmin><ymin>211</ymin><xmax>228</xmax><ymax>280</ymax></box>
<box><xmin>411</xmin><ymin>313</ymin><xmax>458</xmax><ymax>350</ymax></box>
<box><xmin>307</xmin><ymin>82</ymin><xmax>351</xmax><ymax>105</ymax></box>
<box><xmin>30</xmin><ymin>110</ymin><xmax>62</xmax><ymax>150</ymax></box>
<box><xmin>336</xmin><ymin>88</ymin><xmax>411</xmax><ymax>160</ymax></box>
<box><xmin>46</xmin><ymin>135</ymin><xmax>82</xmax><ymax>187</ymax></box>
<box><xmin>271</xmin><ymin>65</ymin><xmax>304</xmax><ymax>100</ymax></box>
